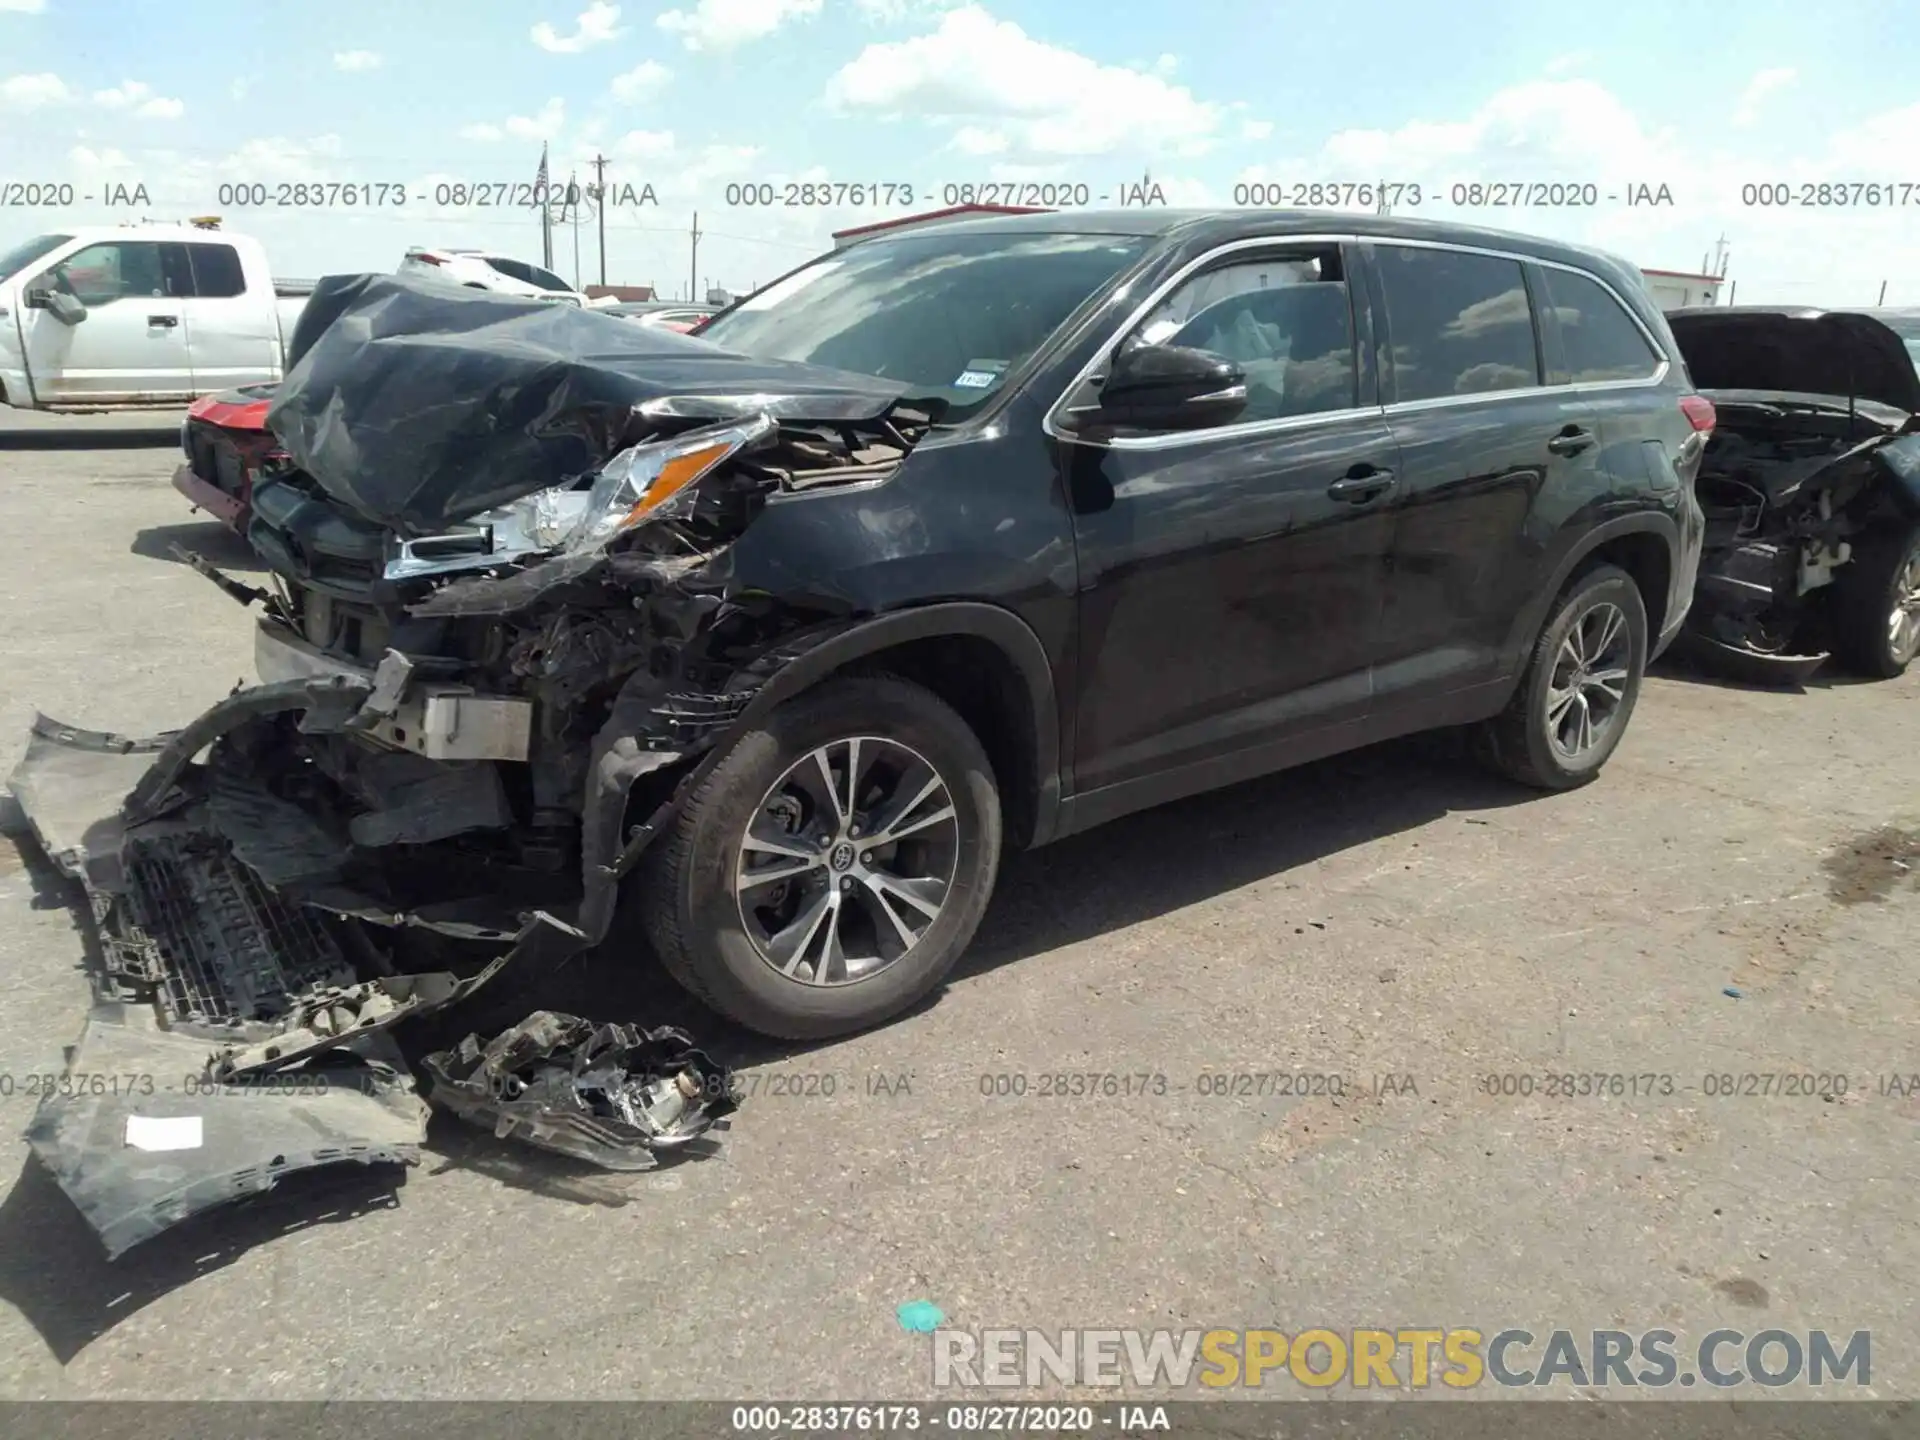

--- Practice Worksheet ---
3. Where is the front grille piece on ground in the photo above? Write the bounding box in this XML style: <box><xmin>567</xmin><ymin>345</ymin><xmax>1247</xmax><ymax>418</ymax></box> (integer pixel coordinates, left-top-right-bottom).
<box><xmin>115</xmin><ymin>831</ymin><xmax>355</xmax><ymax>1030</ymax></box>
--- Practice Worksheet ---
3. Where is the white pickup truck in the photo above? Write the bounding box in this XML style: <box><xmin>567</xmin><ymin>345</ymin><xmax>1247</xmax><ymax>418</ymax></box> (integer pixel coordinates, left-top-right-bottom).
<box><xmin>0</xmin><ymin>225</ymin><xmax>312</xmax><ymax>410</ymax></box>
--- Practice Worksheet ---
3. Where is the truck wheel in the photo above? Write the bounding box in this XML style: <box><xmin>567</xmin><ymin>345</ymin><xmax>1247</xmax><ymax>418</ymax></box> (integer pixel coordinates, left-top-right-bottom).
<box><xmin>1474</xmin><ymin>563</ymin><xmax>1648</xmax><ymax>791</ymax></box>
<box><xmin>636</xmin><ymin>674</ymin><xmax>1002</xmax><ymax>1040</ymax></box>
<box><xmin>1830</xmin><ymin>522</ymin><xmax>1920</xmax><ymax>678</ymax></box>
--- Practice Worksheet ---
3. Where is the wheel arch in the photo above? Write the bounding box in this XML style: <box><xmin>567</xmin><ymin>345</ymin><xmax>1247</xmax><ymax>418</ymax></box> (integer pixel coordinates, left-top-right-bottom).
<box><xmin>725</xmin><ymin>602</ymin><xmax>1064</xmax><ymax>851</ymax></box>
<box><xmin>1505</xmin><ymin>513</ymin><xmax>1680</xmax><ymax>679</ymax></box>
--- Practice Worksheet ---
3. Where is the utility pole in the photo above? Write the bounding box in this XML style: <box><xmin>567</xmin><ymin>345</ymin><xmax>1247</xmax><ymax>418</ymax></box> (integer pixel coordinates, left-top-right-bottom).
<box><xmin>1879</xmin><ymin>279</ymin><xmax>1889</xmax><ymax>306</ymax></box>
<box><xmin>590</xmin><ymin>153</ymin><xmax>609</xmax><ymax>287</ymax></box>
<box><xmin>570</xmin><ymin>171</ymin><xmax>583</xmax><ymax>289</ymax></box>
<box><xmin>537</xmin><ymin>142</ymin><xmax>552</xmax><ymax>269</ymax></box>
<box><xmin>689</xmin><ymin>211</ymin><xmax>701</xmax><ymax>303</ymax></box>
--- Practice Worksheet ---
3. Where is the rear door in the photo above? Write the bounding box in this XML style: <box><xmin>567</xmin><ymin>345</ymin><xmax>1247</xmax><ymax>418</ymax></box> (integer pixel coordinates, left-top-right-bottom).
<box><xmin>1362</xmin><ymin>240</ymin><xmax>1603</xmax><ymax>703</ymax></box>
<box><xmin>20</xmin><ymin>238</ymin><xmax>193</xmax><ymax>402</ymax></box>
<box><xmin>180</xmin><ymin>239</ymin><xmax>282</xmax><ymax>394</ymax></box>
<box><xmin>1064</xmin><ymin>239</ymin><xmax>1403</xmax><ymax>796</ymax></box>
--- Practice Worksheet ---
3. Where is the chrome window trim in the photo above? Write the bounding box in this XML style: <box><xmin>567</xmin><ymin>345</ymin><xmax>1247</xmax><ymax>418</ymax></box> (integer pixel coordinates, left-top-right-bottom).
<box><xmin>1043</xmin><ymin>231</ymin><xmax>1674</xmax><ymax>450</ymax></box>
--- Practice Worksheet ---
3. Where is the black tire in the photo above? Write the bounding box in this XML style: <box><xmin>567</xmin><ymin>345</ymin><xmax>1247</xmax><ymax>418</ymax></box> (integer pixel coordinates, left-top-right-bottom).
<box><xmin>635</xmin><ymin>674</ymin><xmax>1002</xmax><ymax>1040</ymax></box>
<box><xmin>1474</xmin><ymin>563</ymin><xmax>1649</xmax><ymax>791</ymax></box>
<box><xmin>1830</xmin><ymin>521</ymin><xmax>1920</xmax><ymax>679</ymax></box>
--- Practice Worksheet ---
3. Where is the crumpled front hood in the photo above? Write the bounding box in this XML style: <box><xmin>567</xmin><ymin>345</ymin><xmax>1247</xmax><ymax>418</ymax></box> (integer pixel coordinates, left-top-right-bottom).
<box><xmin>265</xmin><ymin>272</ymin><xmax>912</xmax><ymax>537</ymax></box>
<box><xmin>1668</xmin><ymin>308</ymin><xmax>1920</xmax><ymax>416</ymax></box>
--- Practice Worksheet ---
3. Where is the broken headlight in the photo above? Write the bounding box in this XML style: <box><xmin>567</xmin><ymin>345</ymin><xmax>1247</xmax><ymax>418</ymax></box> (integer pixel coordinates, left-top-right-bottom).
<box><xmin>562</xmin><ymin>413</ymin><xmax>775</xmax><ymax>554</ymax></box>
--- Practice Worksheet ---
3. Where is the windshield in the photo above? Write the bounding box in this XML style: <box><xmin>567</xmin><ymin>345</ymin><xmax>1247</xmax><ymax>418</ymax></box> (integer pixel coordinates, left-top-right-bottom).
<box><xmin>698</xmin><ymin>230</ymin><xmax>1152</xmax><ymax>421</ymax></box>
<box><xmin>0</xmin><ymin>233</ymin><xmax>73</xmax><ymax>284</ymax></box>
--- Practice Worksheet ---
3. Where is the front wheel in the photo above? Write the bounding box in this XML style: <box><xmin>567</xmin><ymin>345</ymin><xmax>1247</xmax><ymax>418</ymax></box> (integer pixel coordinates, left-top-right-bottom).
<box><xmin>1474</xmin><ymin>563</ymin><xmax>1649</xmax><ymax>790</ymax></box>
<box><xmin>1830</xmin><ymin>522</ymin><xmax>1920</xmax><ymax>679</ymax></box>
<box><xmin>636</xmin><ymin>675</ymin><xmax>1002</xmax><ymax>1040</ymax></box>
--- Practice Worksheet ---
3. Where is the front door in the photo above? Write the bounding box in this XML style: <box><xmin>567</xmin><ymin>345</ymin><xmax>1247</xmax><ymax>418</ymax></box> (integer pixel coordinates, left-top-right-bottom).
<box><xmin>1064</xmin><ymin>240</ymin><xmax>1401</xmax><ymax>797</ymax></box>
<box><xmin>22</xmin><ymin>239</ymin><xmax>193</xmax><ymax>403</ymax></box>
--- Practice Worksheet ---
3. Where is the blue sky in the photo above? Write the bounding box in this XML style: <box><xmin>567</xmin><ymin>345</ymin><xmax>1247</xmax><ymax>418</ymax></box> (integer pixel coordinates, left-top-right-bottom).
<box><xmin>3</xmin><ymin>0</ymin><xmax>1919</xmax><ymax>300</ymax></box>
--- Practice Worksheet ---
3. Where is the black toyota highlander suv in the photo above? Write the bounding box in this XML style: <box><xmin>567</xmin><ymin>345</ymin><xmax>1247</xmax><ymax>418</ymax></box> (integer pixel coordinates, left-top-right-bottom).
<box><xmin>16</xmin><ymin>209</ymin><xmax>1710</xmax><ymax>1056</ymax></box>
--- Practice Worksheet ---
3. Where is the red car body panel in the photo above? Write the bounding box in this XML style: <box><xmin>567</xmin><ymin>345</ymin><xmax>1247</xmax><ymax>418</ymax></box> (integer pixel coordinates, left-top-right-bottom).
<box><xmin>172</xmin><ymin>386</ymin><xmax>284</xmax><ymax>532</ymax></box>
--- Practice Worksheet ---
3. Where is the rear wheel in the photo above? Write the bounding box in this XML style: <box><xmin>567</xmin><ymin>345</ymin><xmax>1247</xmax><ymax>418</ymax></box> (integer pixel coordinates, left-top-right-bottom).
<box><xmin>637</xmin><ymin>675</ymin><xmax>1002</xmax><ymax>1040</ymax></box>
<box><xmin>1831</xmin><ymin>522</ymin><xmax>1920</xmax><ymax>679</ymax></box>
<box><xmin>1474</xmin><ymin>564</ymin><xmax>1648</xmax><ymax>790</ymax></box>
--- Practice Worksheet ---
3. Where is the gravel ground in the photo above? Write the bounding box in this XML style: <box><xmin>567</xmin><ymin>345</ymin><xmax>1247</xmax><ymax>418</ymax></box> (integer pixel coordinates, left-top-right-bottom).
<box><xmin>0</xmin><ymin>434</ymin><xmax>1914</xmax><ymax>1403</ymax></box>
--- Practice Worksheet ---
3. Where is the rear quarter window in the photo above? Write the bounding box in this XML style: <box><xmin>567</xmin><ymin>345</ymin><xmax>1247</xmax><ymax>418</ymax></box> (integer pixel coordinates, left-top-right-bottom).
<box><xmin>1539</xmin><ymin>267</ymin><xmax>1663</xmax><ymax>384</ymax></box>
<box><xmin>186</xmin><ymin>243</ymin><xmax>246</xmax><ymax>298</ymax></box>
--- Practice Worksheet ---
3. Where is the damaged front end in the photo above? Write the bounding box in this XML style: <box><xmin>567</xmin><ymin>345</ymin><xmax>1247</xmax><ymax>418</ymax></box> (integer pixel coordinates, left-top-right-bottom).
<box><xmin>8</xmin><ymin>272</ymin><xmax>934</xmax><ymax>1253</ymax></box>
<box><xmin>1669</xmin><ymin>308</ymin><xmax>1920</xmax><ymax>682</ymax></box>
<box><xmin>1681</xmin><ymin>400</ymin><xmax>1920</xmax><ymax>682</ymax></box>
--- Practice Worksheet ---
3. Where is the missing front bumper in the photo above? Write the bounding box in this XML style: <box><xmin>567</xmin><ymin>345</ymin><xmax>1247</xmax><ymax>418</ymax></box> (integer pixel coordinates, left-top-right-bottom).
<box><xmin>5</xmin><ymin>698</ymin><xmax>576</xmax><ymax>1255</ymax></box>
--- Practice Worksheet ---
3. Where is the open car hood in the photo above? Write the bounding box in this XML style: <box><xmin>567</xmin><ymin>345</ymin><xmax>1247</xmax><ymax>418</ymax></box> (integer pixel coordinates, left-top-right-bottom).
<box><xmin>1668</xmin><ymin>309</ymin><xmax>1920</xmax><ymax>416</ymax></box>
<box><xmin>265</xmin><ymin>272</ymin><xmax>914</xmax><ymax>537</ymax></box>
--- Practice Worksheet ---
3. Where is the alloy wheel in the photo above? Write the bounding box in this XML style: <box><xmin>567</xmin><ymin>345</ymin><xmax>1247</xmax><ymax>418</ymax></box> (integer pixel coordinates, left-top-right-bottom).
<box><xmin>1888</xmin><ymin>548</ymin><xmax>1920</xmax><ymax>665</ymax></box>
<box><xmin>1546</xmin><ymin>600</ymin><xmax>1633</xmax><ymax>762</ymax></box>
<box><xmin>734</xmin><ymin>736</ymin><xmax>961</xmax><ymax>986</ymax></box>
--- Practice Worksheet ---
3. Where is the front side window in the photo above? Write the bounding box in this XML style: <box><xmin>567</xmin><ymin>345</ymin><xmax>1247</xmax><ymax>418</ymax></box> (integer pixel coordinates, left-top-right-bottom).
<box><xmin>1541</xmin><ymin>267</ymin><xmax>1662</xmax><ymax>383</ymax></box>
<box><xmin>698</xmin><ymin>230</ymin><xmax>1153</xmax><ymax>423</ymax></box>
<box><xmin>1124</xmin><ymin>247</ymin><xmax>1357</xmax><ymax>423</ymax></box>
<box><xmin>1375</xmin><ymin>245</ymin><xmax>1540</xmax><ymax>402</ymax></box>
<box><xmin>47</xmin><ymin>241</ymin><xmax>171</xmax><ymax>305</ymax></box>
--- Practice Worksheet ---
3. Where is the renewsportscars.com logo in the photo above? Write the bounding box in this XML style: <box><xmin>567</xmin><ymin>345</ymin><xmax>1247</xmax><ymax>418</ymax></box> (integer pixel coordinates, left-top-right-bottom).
<box><xmin>931</xmin><ymin>1328</ymin><xmax>1872</xmax><ymax>1391</ymax></box>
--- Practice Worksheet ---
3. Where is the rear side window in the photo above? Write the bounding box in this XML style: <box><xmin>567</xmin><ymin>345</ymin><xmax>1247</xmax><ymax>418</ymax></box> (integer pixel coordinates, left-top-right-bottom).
<box><xmin>486</xmin><ymin>257</ymin><xmax>533</xmax><ymax>284</ymax></box>
<box><xmin>1375</xmin><ymin>245</ymin><xmax>1540</xmax><ymax>402</ymax></box>
<box><xmin>1539</xmin><ymin>267</ymin><xmax>1663</xmax><ymax>383</ymax></box>
<box><xmin>186</xmin><ymin>243</ymin><xmax>246</xmax><ymax>298</ymax></box>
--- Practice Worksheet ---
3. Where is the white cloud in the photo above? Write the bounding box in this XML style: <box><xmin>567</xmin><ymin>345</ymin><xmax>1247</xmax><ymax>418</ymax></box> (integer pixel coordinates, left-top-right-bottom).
<box><xmin>532</xmin><ymin>2</ymin><xmax>624</xmax><ymax>52</ymax></box>
<box><xmin>822</xmin><ymin>5</ymin><xmax>1223</xmax><ymax>159</ymax></box>
<box><xmin>1240</xmin><ymin>118</ymin><xmax>1272</xmax><ymax>142</ymax></box>
<box><xmin>230</xmin><ymin>78</ymin><xmax>251</xmax><ymax>101</ymax></box>
<box><xmin>1</xmin><ymin>72</ymin><xmax>70</xmax><ymax>108</ymax></box>
<box><xmin>0</xmin><ymin>0</ymin><xmax>48</xmax><ymax>11</ymax></box>
<box><xmin>658</xmin><ymin>0</ymin><xmax>821</xmax><ymax>50</ymax></box>
<box><xmin>611</xmin><ymin>128</ymin><xmax>675</xmax><ymax>159</ymax></box>
<box><xmin>333</xmin><ymin>50</ymin><xmax>384</xmax><ymax>72</ymax></box>
<box><xmin>610</xmin><ymin>59</ymin><xmax>672</xmax><ymax>100</ymax></box>
<box><xmin>92</xmin><ymin>79</ymin><xmax>183</xmax><ymax>119</ymax></box>
<box><xmin>1544</xmin><ymin>51</ymin><xmax>1589</xmax><ymax>76</ymax></box>
<box><xmin>852</xmin><ymin>0</ymin><xmax>955</xmax><ymax>19</ymax></box>
<box><xmin>461</xmin><ymin>98</ymin><xmax>565</xmax><ymax>143</ymax></box>
<box><xmin>950</xmin><ymin>125</ymin><xmax>1009</xmax><ymax>156</ymax></box>
<box><xmin>1732</xmin><ymin>67</ymin><xmax>1796</xmax><ymax>127</ymax></box>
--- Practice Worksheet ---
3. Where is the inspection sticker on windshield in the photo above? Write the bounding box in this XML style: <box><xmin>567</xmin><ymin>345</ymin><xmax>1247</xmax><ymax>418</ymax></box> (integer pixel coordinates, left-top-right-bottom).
<box><xmin>954</xmin><ymin>359</ymin><xmax>1008</xmax><ymax>389</ymax></box>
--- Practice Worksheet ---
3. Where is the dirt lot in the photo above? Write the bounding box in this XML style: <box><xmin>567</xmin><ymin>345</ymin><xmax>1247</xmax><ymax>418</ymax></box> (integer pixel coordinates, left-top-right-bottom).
<box><xmin>0</xmin><ymin>436</ymin><xmax>1915</xmax><ymax>1401</ymax></box>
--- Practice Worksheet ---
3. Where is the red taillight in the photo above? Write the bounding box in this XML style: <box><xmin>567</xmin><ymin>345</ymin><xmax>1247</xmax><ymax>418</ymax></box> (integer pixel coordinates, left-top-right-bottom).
<box><xmin>1679</xmin><ymin>394</ymin><xmax>1716</xmax><ymax>432</ymax></box>
<box><xmin>414</xmin><ymin>253</ymin><xmax>445</xmax><ymax>266</ymax></box>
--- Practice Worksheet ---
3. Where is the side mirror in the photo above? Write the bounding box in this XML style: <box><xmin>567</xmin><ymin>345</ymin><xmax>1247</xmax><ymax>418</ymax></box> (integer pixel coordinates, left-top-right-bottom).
<box><xmin>44</xmin><ymin>291</ymin><xmax>88</xmax><ymax>325</ymax></box>
<box><xmin>1069</xmin><ymin>343</ymin><xmax>1248</xmax><ymax>433</ymax></box>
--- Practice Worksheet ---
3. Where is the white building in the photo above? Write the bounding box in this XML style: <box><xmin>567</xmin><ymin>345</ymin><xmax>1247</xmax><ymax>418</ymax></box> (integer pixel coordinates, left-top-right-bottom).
<box><xmin>1641</xmin><ymin>267</ymin><xmax>1725</xmax><ymax>309</ymax></box>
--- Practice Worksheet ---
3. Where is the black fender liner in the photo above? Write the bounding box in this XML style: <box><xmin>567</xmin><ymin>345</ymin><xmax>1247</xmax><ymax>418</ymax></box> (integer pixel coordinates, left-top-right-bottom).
<box><xmin>1500</xmin><ymin>511</ymin><xmax>1684</xmax><ymax>682</ymax></box>
<box><xmin>573</xmin><ymin>601</ymin><xmax>1063</xmax><ymax>943</ymax></box>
